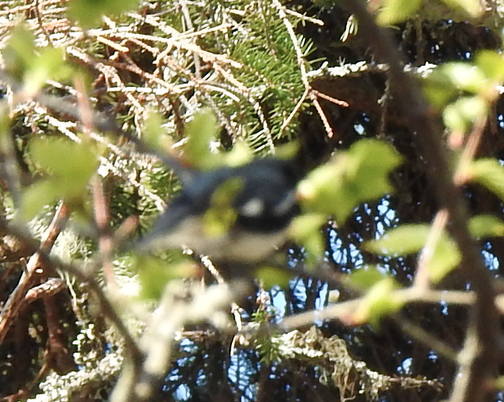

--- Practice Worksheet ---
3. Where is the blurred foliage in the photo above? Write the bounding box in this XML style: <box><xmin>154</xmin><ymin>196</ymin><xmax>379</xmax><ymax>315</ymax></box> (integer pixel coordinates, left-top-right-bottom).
<box><xmin>0</xmin><ymin>0</ymin><xmax>504</xmax><ymax>401</ymax></box>
<box><xmin>298</xmin><ymin>139</ymin><xmax>403</xmax><ymax>223</ymax></box>
<box><xmin>22</xmin><ymin>136</ymin><xmax>99</xmax><ymax>219</ymax></box>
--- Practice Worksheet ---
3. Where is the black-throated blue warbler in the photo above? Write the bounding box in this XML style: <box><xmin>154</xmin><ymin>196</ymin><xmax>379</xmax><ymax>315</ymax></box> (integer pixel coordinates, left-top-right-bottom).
<box><xmin>140</xmin><ymin>156</ymin><xmax>302</xmax><ymax>264</ymax></box>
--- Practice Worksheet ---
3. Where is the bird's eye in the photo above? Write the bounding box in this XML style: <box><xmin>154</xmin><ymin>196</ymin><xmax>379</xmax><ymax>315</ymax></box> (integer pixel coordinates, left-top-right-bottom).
<box><xmin>239</xmin><ymin>198</ymin><xmax>265</xmax><ymax>217</ymax></box>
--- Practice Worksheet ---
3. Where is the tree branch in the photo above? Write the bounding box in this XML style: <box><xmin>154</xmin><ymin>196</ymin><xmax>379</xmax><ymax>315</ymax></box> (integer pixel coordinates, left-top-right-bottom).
<box><xmin>340</xmin><ymin>2</ymin><xmax>500</xmax><ymax>400</ymax></box>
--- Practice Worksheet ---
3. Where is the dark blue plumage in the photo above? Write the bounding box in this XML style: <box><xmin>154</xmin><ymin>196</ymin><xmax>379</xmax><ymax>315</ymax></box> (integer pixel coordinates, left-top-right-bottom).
<box><xmin>142</xmin><ymin>157</ymin><xmax>302</xmax><ymax>263</ymax></box>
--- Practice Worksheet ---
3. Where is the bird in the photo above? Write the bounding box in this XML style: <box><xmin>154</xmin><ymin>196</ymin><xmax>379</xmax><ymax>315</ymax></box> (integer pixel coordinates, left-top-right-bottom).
<box><xmin>140</xmin><ymin>156</ymin><xmax>302</xmax><ymax>265</ymax></box>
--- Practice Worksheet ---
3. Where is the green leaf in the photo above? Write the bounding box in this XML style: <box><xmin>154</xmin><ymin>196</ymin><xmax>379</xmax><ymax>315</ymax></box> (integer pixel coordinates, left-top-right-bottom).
<box><xmin>203</xmin><ymin>177</ymin><xmax>242</xmax><ymax>237</ymax></box>
<box><xmin>424</xmin><ymin>55</ymin><xmax>504</xmax><ymax>111</ymax></box>
<box><xmin>443</xmin><ymin>96</ymin><xmax>488</xmax><ymax>132</ymax></box>
<box><xmin>428</xmin><ymin>236</ymin><xmax>461</xmax><ymax>283</ymax></box>
<box><xmin>221</xmin><ymin>141</ymin><xmax>254</xmax><ymax>167</ymax></box>
<box><xmin>365</xmin><ymin>224</ymin><xmax>429</xmax><ymax>255</ymax></box>
<box><xmin>469</xmin><ymin>158</ymin><xmax>504</xmax><ymax>203</ymax></box>
<box><xmin>20</xmin><ymin>180</ymin><xmax>59</xmax><ymax>220</ymax></box>
<box><xmin>21</xmin><ymin>137</ymin><xmax>99</xmax><ymax>218</ymax></box>
<box><xmin>134</xmin><ymin>253</ymin><xmax>193</xmax><ymax>300</ymax></box>
<box><xmin>422</xmin><ymin>68</ymin><xmax>456</xmax><ymax>108</ymax></box>
<box><xmin>30</xmin><ymin>137</ymin><xmax>98</xmax><ymax>185</ymax></box>
<box><xmin>439</xmin><ymin>0</ymin><xmax>483</xmax><ymax>17</ymax></box>
<box><xmin>353</xmin><ymin>277</ymin><xmax>404</xmax><ymax>327</ymax></box>
<box><xmin>25</xmin><ymin>47</ymin><xmax>72</xmax><ymax>97</ymax></box>
<box><xmin>365</xmin><ymin>224</ymin><xmax>461</xmax><ymax>283</ymax></box>
<box><xmin>299</xmin><ymin>139</ymin><xmax>402</xmax><ymax>223</ymax></box>
<box><xmin>256</xmin><ymin>266</ymin><xmax>293</xmax><ymax>289</ymax></box>
<box><xmin>2</xmin><ymin>24</ymin><xmax>36</xmax><ymax>81</ymax></box>
<box><xmin>68</xmin><ymin>0</ymin><xmax>140</xmax><ymax>29</ymax></box>
<box><xmin>346</xmin><ymin>266</ymin><xmax>390</xmax><ymax>291</ymax></box>
<box><xmin>469</xmin><ymin>214</ymin><xmax>504</xmax><ymax>238</ymax></box>
<box><xmin>476</xmin><ymin>51</ymin><xmax>504</xmax><ymax>84</ymax></box>
<box><xmin>442</xmin><ymin>63</ymin><xmax>486</xmax><ymax>93</ymax></box>
<box><xmin>184</xmin><ymin>109</ymin><xmax>221</xmax><ymax>169</ymax></box>
<box><xmin>495</xmin><ymin>376</ymin><xmax>504</xmax><ymax>391</ymax></box>
<box><xmin>3</xmin><ymin>25</ymin><xmax>72</xmax><ymax>96</ymax></box>
<box><xmin>143</xmin><ymin>110</ymin><xmax>168</xmax><ymax>149</ymax></box>
<box><xmin>289</xmin><ymin>213</ymin><xmax>326</xmax><ymax>259</ymax></box>
<box><xmin>377</xmin><ymin>0</ymin><xmax>422</xmax><ymax>25</ymax></box>
<box><xmin>345</xmin><ymin>140</ymin><xmax>402</xmax><ymax>199</ymax></box>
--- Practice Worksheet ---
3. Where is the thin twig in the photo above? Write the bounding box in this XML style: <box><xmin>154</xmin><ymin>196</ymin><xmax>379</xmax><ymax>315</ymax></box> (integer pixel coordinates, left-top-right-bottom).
<box><xmin>414</xmin><ymin>209</ymin><xmax>449</xmax><ymax>290</ymax></box>
<box><xmin>0</xmin><ymin>202</ymin><xmax>68</xmax><ymax>347</ymax></box>
<box><xmin>415</xmin><ymin>115</ymin><xmax>488</xmax><ymax>290</ymax></box>
<box><xmin>311</xmin><ymin>88</ymin><xmax>350</xmax><ymax>107</ymax></box>
<box><xmin>278</xmin><ymin>287</ymin><xmax>477</xmax><ymax>331</ymax></box>
<box><xmin>272</xmin><ymin>0</ymin><xmax>334</xmax><ymax>137</ymax></box>
<box><xmin>0</xmin><ymin>216</ymin><xmax>144</xmax><ymax>365</ymax></box>
<box><xmin>392</xmin><ymin>315</ymin><xmax>458</xmax><ymax>362</ymax></box>
<box><xmin>33</xmin><ymin>0</ymin><xmax>53</xmax><ymax>46</ymax></box>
